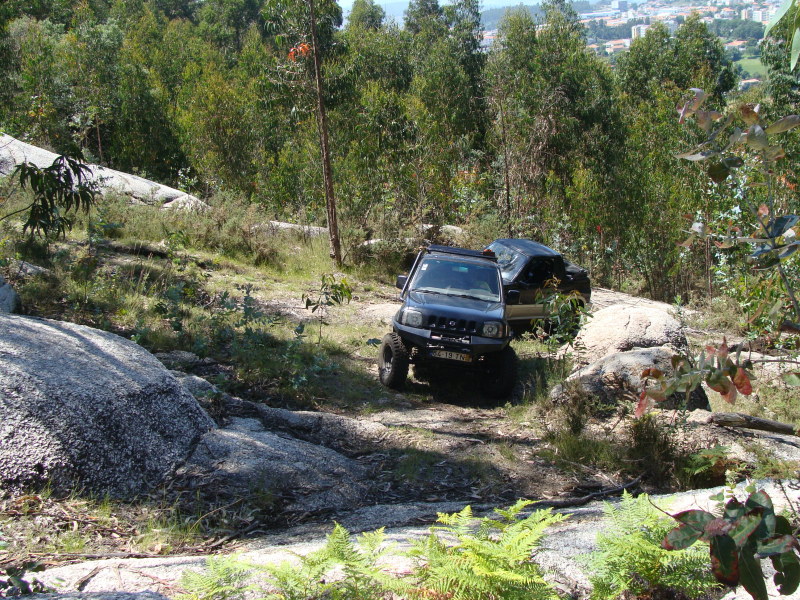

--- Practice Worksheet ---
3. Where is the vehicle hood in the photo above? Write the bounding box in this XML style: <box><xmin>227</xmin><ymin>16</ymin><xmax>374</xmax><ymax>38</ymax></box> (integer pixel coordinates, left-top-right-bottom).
<box><xmin>406</xmin><ymin>291</ymin><xmax>505</xmax><ymax>320</ymax></box>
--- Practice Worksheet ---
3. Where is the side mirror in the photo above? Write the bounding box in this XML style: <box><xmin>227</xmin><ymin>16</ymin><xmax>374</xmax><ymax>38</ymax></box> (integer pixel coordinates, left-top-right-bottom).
<box><xmin>396</xmin><ymin>274</ymin><xmax>408</xmax><ymax>290</ymax></box>
<box><xmin>506</xmin><ymin>290</ymin><xmax>521</xmax><ymax>305</ymax></box>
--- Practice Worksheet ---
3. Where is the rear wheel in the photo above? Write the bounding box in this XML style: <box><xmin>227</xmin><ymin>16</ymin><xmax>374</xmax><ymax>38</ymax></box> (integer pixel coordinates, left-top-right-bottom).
<box><xmin>480</xmin><ymin>346</ymin><xmax>518</xmax><ymax>398</ymax></box>
<box><xmin>378</xmin><ymin>332</ymin><xmax>409</xmax><ymax>389</ymax></box>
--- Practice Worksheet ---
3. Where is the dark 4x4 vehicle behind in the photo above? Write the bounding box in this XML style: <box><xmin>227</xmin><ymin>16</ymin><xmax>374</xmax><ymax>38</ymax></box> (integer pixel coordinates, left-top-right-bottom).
<box><xmin>378</xmin><ymin>245</ymin><xmax>518</xmax><ymax>398</ymax></box>
<box><xmin>486</xmin><ymin>239</ymin><xmax>591</xmax><ymax>336</ymax></box>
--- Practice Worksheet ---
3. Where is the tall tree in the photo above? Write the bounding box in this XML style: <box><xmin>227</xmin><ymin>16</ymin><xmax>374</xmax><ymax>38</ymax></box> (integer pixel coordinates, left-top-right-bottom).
<box><xmin>346</xmin><ymin>0</ymin><xmax>384</xmax><ymax>30</ymax></box>
<box><xmin>263</xmin><ymin>0</ymin><xmax>344</xmax><ymax>265</ymax></box>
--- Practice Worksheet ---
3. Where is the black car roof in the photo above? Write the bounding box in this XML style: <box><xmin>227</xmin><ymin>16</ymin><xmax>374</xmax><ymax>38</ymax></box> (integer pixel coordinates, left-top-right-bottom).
<box><xmin>425</xmin><ymin>244</ymin><xmax>498</xmax><ymax>262</ymax></box>
<box><xmin>492</xmin><ymin>238</ymin><xmax>561</xmax><ymax>258</ymax></box>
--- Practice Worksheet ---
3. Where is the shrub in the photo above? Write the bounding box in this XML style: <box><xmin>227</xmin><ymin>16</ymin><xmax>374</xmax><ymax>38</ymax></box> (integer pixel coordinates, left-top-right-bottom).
<box><xmin>585</xmin><ymin>491</ymin><xmax>720</xmax><ymax>600</ymax></box>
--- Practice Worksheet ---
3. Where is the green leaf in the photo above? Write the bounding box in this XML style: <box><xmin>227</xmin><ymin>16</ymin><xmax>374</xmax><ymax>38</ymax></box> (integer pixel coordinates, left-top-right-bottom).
<box><xmin>711</xmin><ymin>535</ymin><xmax>740</xmax><ymax>585</ymax></box>
<box><xmin>663</xmin><ymin>510</ymin><xmax>716</xmax><ymax>549</ymax></box>
<box><xmin>729</xmin><ymin>514</ymin><xmax>762</xmax><ymax>547</ymax></box>
<box><xmin>675</xmin><ymin>149</ymin><xmax>718</xmax><ymax>161</ymax></box>
<box><xmin>663</xmin><ymin>523</ymin><xmax>704</xmax><ymax>550</ymax></box>
<box><xmin>766</xmin><ymin>115</ymin><xmax>800</xmax><ymax>134</ymax></box>
<box><xmin>746</xmin><ymin>125</ymin><xmax>768</xmax><ymax>150</ymax></box>
<box><xmin>782</xmin><ymin>372</ymin><xmax>800</xmax><ymax>386</ymax></box>
<box><xmin>792</xmin><ymin>26</ymin><xmax>800</xmax><ymax>71</ymax></box>
<box><xmin>757</xmin><ymin>535</ymin><xmax>798</xmax><ymax>557</ymax></box>
<box><xmin>740</xmin><ymin>549</ymin><xmax>768</xmax><ymax>600</ymax></box>
<box><xmin>775</xmin><ymin>515</ymin><xmax>794</xmax><ymax>535</ymax></box>
<box><xmin>746</xmin><ymin>490</ymin><xmax>776</xmax><ymax>537</ymax></box>
<box><xmin>708</xmin><ymin>162</ymin><xmax>731</xmax><ymax>183</ymax></box>
<box><xmin>771</xmin><ymin>551</ymin><xmax>800</xmax><ymax>595</ymax></box>
<box><xmin>768</xmin><ymin>214</ymin><xmax>799</xmax><ymax>237</ymax></box>
<box><xmin>765</xmin><ymin>0</ymin><xmax>793</xmax><ymax>37</ymax></box>
<box><xmin>778</xmin><ymin>242</ymin><xmax>799</xmax><ymax>259</ymax></box>
<box><xmin>764</xmin><ymin>145</ymin><xmax>786</xmax><ymax>161</ymax></box>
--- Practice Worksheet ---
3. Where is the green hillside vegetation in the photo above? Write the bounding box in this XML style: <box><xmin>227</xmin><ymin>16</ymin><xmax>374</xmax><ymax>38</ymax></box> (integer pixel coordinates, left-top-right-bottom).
<box><xmin>736</xmin><ymin>56</ymin><xmax>768</xmax><ymax>78</ymax></box>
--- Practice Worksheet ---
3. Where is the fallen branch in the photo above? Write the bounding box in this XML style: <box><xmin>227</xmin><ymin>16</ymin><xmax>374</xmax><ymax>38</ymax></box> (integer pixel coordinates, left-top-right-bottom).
<box><xmin>536</xmin><ymin>475</ymin><xmax>643</xmax><ymax>509</ymax></box>
<box><xmin>707</xmin><ymin>412</ymin><xmax>798</xmax><ymax>436</ymax></box>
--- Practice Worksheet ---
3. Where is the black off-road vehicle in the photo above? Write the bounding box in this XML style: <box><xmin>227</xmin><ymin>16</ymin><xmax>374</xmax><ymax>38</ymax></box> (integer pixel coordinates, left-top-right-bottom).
<box><xmin>486</xmin><ymin>239</ymin><xmax>591</xmax><ymax>335</ymax></box>
<box><xmin>377</xmin><ymin>245</ymin><xmax>519</xmax><ymax>398</ymax></box>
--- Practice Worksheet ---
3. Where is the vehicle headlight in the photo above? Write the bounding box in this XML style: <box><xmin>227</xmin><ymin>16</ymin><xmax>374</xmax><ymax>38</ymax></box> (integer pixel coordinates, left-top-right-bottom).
<box><xmin>401</xmin><ymin>308</ymin><xmax>424</xmax><ymax>328</ymax></box>
<box><xmin>481</xmin><ymin>321</ymin><xmax>504</xmax><ymax>338</ymax></box>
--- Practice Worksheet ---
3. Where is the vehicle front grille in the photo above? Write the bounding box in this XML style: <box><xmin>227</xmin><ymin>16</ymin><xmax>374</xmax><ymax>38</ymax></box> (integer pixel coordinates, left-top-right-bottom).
<box><xmin>427</xmin><ymin>314</ymin><xmax>478</xmax><ymax>334</ymax></box>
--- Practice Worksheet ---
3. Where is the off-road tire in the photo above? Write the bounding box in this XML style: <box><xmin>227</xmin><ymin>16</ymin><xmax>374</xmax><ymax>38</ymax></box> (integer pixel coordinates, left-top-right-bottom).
<box><xmin>378</xmin><ymin>332</ymin><xmax>409</xmax><ymax>389</ymax></box>
<box><xmin>480</xmin><ymin>345</ymin><xmax>518</xmax><ymax>398</ymax></box>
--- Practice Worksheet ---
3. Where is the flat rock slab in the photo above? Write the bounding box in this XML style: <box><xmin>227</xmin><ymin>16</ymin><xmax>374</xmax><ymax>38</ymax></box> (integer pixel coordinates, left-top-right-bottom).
<box><xmin>177</xmin><ymin>417</ymin><xmax>371</xmax><ymax>514</ymax></box>
<box><xmin>0</xmin><ymin>314</ymin><xmax>214</xmax><ymax>497</ymax></box>
<box><xmin>38</xmin><ymin>480</ymin><xmax>799</xmax><ymax>600</ymax></box>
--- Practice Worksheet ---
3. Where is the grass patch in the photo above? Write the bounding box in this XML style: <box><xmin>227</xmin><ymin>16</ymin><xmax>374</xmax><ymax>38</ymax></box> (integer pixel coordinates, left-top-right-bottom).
<box><xmin>0</xmin><ymin>491</ymin><xmax>212</xmax><ymax>561</ymax></box>
<box><xmin>735</xmin><ymin>56</ymin><xmax>767</xmax><ymax>78</ymax></box>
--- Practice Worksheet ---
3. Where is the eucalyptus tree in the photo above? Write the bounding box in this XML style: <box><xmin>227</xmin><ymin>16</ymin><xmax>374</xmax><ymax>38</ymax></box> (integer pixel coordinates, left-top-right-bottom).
<box><xmin>63</xmin><ymin>3</ymin><xmax>124</xmax><ymax>163</ymax></box>
<box><xmin>346</xmin><ymin>0</ymin><xmax>385</xmax><ymax>30</ymax></box>
<box><xmin>262</xmin><ymin>0</ymin><xmax>344</xmax><ymax>265</ymax></box>
<box><xmin>110</xmin><ymin>3</ymin><xmax>188</xmax><ymax>183</ymax></box>
<box><xmin>198</xmin><ymin>0</ymin><xmax>263</xmax><ymax>55</ymax></box>
<box><xmin>5</xmin><ymin>17</ymin><xmax>73</xmax><ymax>149</ymax></box>
<box><xmin>486</xmin><ymin>0</ymin><xmax>625</xmax><ymax>254</ymax></box>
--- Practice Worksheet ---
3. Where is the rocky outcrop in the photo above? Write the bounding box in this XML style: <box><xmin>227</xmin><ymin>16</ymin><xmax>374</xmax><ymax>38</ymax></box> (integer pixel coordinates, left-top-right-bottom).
<box><xmin>574</xmin><ymin>305</ymin><xmax>687</xmax><ymax>365</ymax></box>
<box><xmin>0</xmin><ymin>274</ymin><xmax>20</xmax><ymax>313</ymax></box>
<box><xmin>0</xmin><ymin>314</ymin><xmax>214</xmax><ymax>497</ymax></box>
<box><xmin>552</xmin><ymin>346</ymin><xmax>710</xmax><ymax>411</ymax></box>
<box><xmin>36</xmin><ymin>480</ymin><xmax>799</xmax><ymax>600</ymax></box>
<box><xmin>177</xmin><ymin>417</ymin><xmax>370</xmax><ymax>514</ymax></box>
<box><xmin>0</xmin><ymin>134</ymin><xmax>208</xmax><ymax>211</ymax></box>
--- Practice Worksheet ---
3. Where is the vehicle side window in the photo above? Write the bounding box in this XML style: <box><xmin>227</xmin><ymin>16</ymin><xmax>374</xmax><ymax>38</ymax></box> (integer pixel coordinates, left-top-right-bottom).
<box><xmin>520</xmin><ymin>258</ymin><xmax>553</xmax><ymax>288</ymax></box>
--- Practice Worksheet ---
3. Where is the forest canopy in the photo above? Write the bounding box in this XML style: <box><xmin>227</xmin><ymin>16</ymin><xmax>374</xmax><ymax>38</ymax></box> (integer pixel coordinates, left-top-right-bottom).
<box><xmin>1</xmin><ymin>0</ymin><xmax>798</xmax><ymax>306</ymax></box>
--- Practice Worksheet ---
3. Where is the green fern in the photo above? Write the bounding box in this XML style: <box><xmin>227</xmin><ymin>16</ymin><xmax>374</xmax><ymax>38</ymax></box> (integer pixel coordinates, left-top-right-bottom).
<box><xmin>408</xmin><ymin>500</ymin><xmax>566</xmax><ymax>600</ymax></box>
<box><xmin>584</xmin><ymin>491</ymin><xmax>721</xmax><ymax>600</ymax></box>
<box><xmin>181</xmin><ymin>523</ymin><xmax>398</xmax><ymax>600</ymax></box>
<box><xmin>180</xmin><ymin>503</ymin><xmax>567</xmax><ymax>600</ymax></box>
<box><xmin>179</xmin><ymin>555</ymin><xmax>255</xmax><ymax>600</ymax></box>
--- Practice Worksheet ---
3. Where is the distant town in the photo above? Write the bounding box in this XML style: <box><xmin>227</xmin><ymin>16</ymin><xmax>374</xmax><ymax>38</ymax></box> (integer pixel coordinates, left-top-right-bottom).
<box><xmin>478</xmin><ymin>0</ymin><xmax>779</xmax><ymax>85</ymax></box>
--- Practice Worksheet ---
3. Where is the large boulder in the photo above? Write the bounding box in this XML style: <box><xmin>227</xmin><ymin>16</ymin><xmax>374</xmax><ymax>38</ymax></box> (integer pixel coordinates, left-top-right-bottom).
<box><xmin>0</xmin><ymin>275</ymin><xmax>20</xmax><ymax>313</ymax></box>
<box><xmin>552</xmin><ymin>346</ymin><xmax>710</xmax><ymax>411</ymax></box>
<box><xmin>574</xmin><ymin>305</ymin><xmax>688</xmax><ymax>365</ymax></box>
<box><xmin>177</xmin><ymin>417</ymin><xmax>370</xmax><ymax>514</ymax></box>
<box><xmin>0</xmin><ymin>134</ymin><xmax>208</xmax><ymax>211</ymax></box>
<box><xmin>0</xmin><ymin>314</ymin><xmax>215</xmax><ymax>497</ymax></box>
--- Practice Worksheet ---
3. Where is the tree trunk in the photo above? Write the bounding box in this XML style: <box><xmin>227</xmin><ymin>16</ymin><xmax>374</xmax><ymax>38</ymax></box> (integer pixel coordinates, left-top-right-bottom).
<box><xmin>308</xmin><ymin>0</ymin><xmax>342</xmax><ymax>267</ymax></box>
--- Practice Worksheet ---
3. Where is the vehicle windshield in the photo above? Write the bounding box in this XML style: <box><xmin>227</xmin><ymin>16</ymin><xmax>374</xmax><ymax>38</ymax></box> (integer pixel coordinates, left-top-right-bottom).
<box><xmin>409</xmin><ymin>257</ymin><xmax>501</xmax><ymax>302</ymax></box>
<box><xmin>486</xmin><ymin>241</ymin><xmax>526</xmax><ymax>282</ymax></box>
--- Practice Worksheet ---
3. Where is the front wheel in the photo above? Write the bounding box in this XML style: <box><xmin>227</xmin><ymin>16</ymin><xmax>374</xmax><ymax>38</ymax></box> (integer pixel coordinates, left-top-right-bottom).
<box><xmin>480</xmin><ymin>345</ymin><xmax>518</xmax><ymax>399</ymax></box>
<box><xmin>378</xmin><ymin>332</ymin><xmax>409</xmax><ymax>389</ymax></box>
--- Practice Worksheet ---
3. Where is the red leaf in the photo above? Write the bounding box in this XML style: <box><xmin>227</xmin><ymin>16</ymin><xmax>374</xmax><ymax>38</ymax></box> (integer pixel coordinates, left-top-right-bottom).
<box><xmin>718</xmin><ymin>337</ymin><xmax>729</xmax><ymax>362</ymax></box>
<box><xmin>635</xmin><ymin>391</ymin><xmax>652</xmax><ymax>418</ymax></box>
<box><xmin>707</xmin><ymin>371</ymin><xmax>738</xmax><ymax>404</ymax></box>
<box><xmin>733</xmin><ymin>367</ymin><xmax>753</xmax><ymax>395</ymax></box>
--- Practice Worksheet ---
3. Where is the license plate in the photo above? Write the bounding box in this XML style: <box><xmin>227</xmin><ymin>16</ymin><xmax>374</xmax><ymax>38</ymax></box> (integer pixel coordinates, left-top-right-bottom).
<box><xmin>431</xmin><ymin>350</ymin><xmax>471</xmax><ymax>362</ymax></box>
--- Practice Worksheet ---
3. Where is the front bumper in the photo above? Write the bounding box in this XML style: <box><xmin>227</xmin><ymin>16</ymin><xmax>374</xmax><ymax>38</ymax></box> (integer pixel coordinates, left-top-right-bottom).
<box><xmin>393</xmin><ymin>321</ymin><xmax>509</xmax><ymax>360</ymax></box>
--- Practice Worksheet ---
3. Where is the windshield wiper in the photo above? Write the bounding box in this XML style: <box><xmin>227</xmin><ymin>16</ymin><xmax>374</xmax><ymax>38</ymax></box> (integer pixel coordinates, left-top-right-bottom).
<box><xmin>412</xmin><ymin>287</ymin><xmax>445</xmax><ymax>295</ymax></box>
<box><xmin>449</xmin><ymin>293</ymin><xmax>497</xmax><ymax>302</ymax></box>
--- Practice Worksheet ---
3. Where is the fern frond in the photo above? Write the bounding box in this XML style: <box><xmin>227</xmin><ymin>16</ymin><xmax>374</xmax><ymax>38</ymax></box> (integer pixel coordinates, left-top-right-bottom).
<box><xmin>585</xmin><ymin>492</ymin><xmax>720</xmax><ymax>600</ymax></box>
<box><xmin>179</xmin><ymin>555</ymin><xmax>254</xmax><ymax>600</ymax></box>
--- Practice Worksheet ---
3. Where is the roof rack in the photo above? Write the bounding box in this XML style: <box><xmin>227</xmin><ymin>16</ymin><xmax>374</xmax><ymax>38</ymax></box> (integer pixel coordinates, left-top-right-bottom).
<box><xmin>426</xmin><ymin>244</ymin><xmax>497</xmax><ymax>261</ymax></box>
